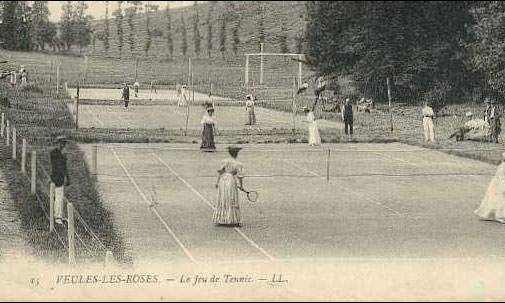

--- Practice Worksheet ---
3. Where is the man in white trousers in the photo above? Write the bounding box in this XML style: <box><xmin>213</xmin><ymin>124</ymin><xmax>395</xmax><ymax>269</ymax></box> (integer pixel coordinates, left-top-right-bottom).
<box><xmin>422</xmin><ymin>101</ymin><xmax>436</xmax><ymax>142</ymax></box>
<box><xmin>50</xmin><ymin>136</ymin><xmax>70</xmax><ymax>225</ymax></box>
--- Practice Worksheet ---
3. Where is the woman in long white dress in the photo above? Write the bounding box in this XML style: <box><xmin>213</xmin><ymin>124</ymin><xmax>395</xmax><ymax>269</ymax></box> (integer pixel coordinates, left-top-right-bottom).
<box><xmin>304</xmin><ymin>107</ymin><xmax>321</xmax><ymax>146</ymax></box>
<box><xmin>213</xmin><ymin>146</ymin><xmax>244</xmax><ymax>227</ymax></box>
<box><xmin>474</xmin><ymin>152</ymin><xmax>505</xmax><ymax>223</ymax></box>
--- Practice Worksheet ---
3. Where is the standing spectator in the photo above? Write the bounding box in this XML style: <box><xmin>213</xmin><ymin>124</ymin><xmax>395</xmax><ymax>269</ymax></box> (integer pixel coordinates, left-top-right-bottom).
<box><xmin>486</xmin><ymin>99</ymin><xmax>501</xmax><ymax>143</ymax></box>
<box><xmin>342</xmin><ymin>98</ymin><xmax>354</xmax><ymax>139</ymax></box>
<box><xmin>133</xmin><ymin>81</ymin><xmax>140</xmax><ymax>98</ymax></box>
<box><xmin>245</xmin><ymin>95</ymin><xmax>256</xmax><ymax>125</ymax></box>
<box><xmin>50</xmin><ymin>136</ymin><xmax>70</xmax><ymax>225</ymax></box>
<box><xmin>422</xmin><ymin>101</ymin><xmax>435</xmax><ymax>143</ymax></box>
<box><xmin>178</xmin><ymin>85</ymin><xmax>188</xmax><ymax>107</ymax></box>
<box><xmin>304</xmin><ymin>106</ymin><xmax>321</xmax><ymax>146</ymax></box>
<box><xmin>9</xmin><ymin>70</ymin><xmax>17</xmax><ymax>88</ymax></box>
<box><xmin>200</xmin><ymin>104</ymin><xmax>217</xmax><ymax>152</ymax></box>
<box><xmin>121</xmin><ymin>82</ymin><xmax>130</xmax><ymax>109</ymax></box>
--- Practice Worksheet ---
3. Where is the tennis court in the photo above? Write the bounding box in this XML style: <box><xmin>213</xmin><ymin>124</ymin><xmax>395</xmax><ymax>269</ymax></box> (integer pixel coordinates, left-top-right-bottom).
<box><xmin>79</xmin><ymin>142</ymin><xmax>504</xmax><ymax>265</ymax></box>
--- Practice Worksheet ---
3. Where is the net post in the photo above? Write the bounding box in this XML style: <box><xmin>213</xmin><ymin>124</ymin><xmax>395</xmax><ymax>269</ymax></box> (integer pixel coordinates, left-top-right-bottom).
<box><xmin>56</xmin><ymin>64</ymin><xmax>60</xmax><ymax>96</ymax></box>
<box><xmin>326</xmin><ymin>149</ymin><xmax>331</xmax><ymax>183</ymax></box>
<box><xmin>30</xmin><ymin>151</ymin><xmax>36</xmax><ymax>195</ymax></box>
<box><xmin>298</xmin><ymin>54</ymin><xmax>303</xmax><ymax>89</ymax></box>
<box><xmin>292</xmin><ymin>77</ymin><xmax>296</xmax><ymax>135</ymax></box>
<box><xmin>75</xmin><ymin>82</ymin><xmax>80</xmax><ymax>130</ymax></box>
<box><xmin>387</xmin><ymin>77</ymin><xmax>393</xmax><ymax>132</ymax></box>
<box><xmin>49</xmin><ymin>182</ymin><xmax>55</xmax><ymax>233</ymax></box>
<box><xmin>260</xmin><ymin>43</ymin><xmax>264</xmax><ymax>85</ymax></box>
<box><xmin>11</xmin><ymin>127</ymin><xmax>16</xmax><ymax>160</ymax></box>
<box><xmin>91</xmin><ymin>144</ymin><xmax>98</xmax><ymax>177</ymax></box>
<box><xmin>21</xmin><ymin>139</ymin><xmax>26</xmax><ymax>174</ymax></box>
<box><xmin>48</xmin><ymin>59</ymin><xmax>52</xmax><ymax>83</ymax></box>
<box><xmin>6</xmin><ymin>120</ymin><xmax>10</xmax><ymax>146</ymax></box>
<box><xmin>83</xmin><ymin>55</ymin><xmax>88</xmax><ymax>84</ymax></box>
<box><xmin>105</xmin><ymin>250</ymin><xmax>114</xmax><ymax>267</ymax></box>
<box><xmin>1</xmin><ymin>112</ymin><xmax>4</xmax><ymax>138</ymax></box>
<box><xmin>67</xmin><ymin>202</ymin><xmax>76</xmax><ymax>265</ymax></box>
<box><xmin>245</xmin><ymin>55</ymin><xmax>249</xmax><ymax>90</ymax></box>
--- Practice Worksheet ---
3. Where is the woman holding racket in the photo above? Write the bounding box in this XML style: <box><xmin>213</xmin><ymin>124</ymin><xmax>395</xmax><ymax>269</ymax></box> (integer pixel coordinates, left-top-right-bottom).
<box><xmin>213</xmin><ymin>146</ymin><xmax>245</xmax><ymax>226</ymax></box>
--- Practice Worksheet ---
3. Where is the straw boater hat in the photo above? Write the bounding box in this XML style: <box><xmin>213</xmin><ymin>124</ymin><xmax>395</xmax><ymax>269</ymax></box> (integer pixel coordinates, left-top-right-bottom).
<box><xmin>465</xmin><ymin>112</ymin><xmax>473</xmax><ymax>117</ymax></box>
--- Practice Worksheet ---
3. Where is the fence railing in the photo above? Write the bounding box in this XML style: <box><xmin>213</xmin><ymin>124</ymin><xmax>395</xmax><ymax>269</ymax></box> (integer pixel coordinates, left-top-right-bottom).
<box><xmin>0</xmin><ymin>111</ymin><xmax>113</xmax><ymax>266</ymax></box>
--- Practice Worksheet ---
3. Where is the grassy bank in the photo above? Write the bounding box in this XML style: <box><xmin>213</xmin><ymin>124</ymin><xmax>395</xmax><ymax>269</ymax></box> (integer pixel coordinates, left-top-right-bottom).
<box><xmin>0</xmin><ymin>61</ymin><xmax>129</xmax><ymax>263</ymax></box>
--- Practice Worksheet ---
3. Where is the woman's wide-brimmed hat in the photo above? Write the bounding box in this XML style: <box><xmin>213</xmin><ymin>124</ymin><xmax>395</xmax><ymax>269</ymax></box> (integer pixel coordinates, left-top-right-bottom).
<box><xmin>227</xmin><ymin>145</ymin><xmax>242</xmax><ymax>152</ymax></box>
<box><xmin>465</xmin><ymin>111</ymin><xmax>473</xmax><ymax>117</ymax></box>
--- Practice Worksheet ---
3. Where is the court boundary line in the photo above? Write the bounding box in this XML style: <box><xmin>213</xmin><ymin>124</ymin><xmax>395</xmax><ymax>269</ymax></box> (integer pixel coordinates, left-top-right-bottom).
<box><xmin>152</xmin><ymin>152</ymin><xmax>276</xmax><ymax>262</ymax></box>
<box><xmin>285</xmin><ymin>160</ymin><xmax>404</xmax><ymax>216</ymax></box>
<box><xmin>110</xmin><ymin>147</ymin><xmax>197</xmax><ymax>263</ymax></box>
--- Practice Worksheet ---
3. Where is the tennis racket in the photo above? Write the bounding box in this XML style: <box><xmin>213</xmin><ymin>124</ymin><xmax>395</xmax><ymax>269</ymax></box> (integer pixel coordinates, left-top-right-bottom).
<box><xmin>238</xmin><ymin>187</ymin><xmax>259</xmax><ymax>203</ymax></box>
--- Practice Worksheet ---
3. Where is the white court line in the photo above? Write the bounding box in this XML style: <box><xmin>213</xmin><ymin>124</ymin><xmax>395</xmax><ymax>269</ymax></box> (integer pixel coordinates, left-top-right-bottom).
<box><xmin>110</xmin><ymin>148</ymin><xmax>197</xmax><ymax>263</ymax></box>
<box><xmin>372</xmin><ymin>151</ymin><xmax>420</xmax><ymax>168</ymax></box>
<box><xmin>285</xmin><ymin>160</ymin><xmax>403</xmax><ymax>216</ymax></box>
<box><xmin>84</xmin><ymin>106</ymin><xmax>105</xmax><ymax>127</ymax></box>
<box><xmin>152</xmin><ymin>152</ymin><xmax>276</xmax><ymax>262</ymax></box>
<box><xmin>107</xmin><ymin>107</ymin><xmax>134</xmax><ymax>129</ymax></box>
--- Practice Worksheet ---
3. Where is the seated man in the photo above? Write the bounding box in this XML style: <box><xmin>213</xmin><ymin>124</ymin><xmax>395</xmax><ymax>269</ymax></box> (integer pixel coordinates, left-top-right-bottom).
<box><xmin>449</xmin><ymin>112</ymin><xmax>490</xmax><ymax>141</ymax></box>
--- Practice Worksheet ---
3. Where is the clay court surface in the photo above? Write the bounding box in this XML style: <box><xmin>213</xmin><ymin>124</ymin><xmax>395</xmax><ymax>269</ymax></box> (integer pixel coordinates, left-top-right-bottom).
<box><xmin>79</xmin><ymin>142</ymin><xmax>504</xmax><ymax>264</ymax></box>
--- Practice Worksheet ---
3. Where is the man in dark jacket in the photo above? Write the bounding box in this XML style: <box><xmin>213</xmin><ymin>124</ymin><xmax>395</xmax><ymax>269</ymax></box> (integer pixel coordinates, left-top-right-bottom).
<box><xmin>342</xmin><ymin>98</ymin><xmax>354</xmax><ymax>138</ymax></box>
<box><xmin>50</xmin><ymin>136</ymin><xmax>70</xmax><ymax>224</ymax></box>
<box><xmin>122</xmin><ymin>82</ymin><xmax>130</xmax><ymax>108</ymax></box>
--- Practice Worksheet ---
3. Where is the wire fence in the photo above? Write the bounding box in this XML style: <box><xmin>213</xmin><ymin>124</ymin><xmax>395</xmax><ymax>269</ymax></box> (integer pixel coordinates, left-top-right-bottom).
<box><xmin>0</xmin><ymin>111</ymin><xmax>113</xmax><ymax>266</ymax></box>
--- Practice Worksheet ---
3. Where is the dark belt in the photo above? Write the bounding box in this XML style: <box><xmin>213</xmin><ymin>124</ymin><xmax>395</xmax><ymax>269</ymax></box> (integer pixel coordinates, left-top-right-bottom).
<box><xmin>424</xmin><ymin>115</ymin><xmax>433</xmax><ymax>118</ymax></box>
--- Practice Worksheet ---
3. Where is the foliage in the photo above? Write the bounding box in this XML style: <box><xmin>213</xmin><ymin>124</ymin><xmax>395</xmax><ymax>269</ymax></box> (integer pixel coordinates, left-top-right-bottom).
<box><xmin>112</xmin><ymin>1</ymin><xmax>124</xmax><ymax>57</ymax></box>
<box><xmin>193</xmin><ymin>1</ymin><xmax>201</xmax><ymax>57</ymax></box>
<box><xmin>165</xmin><ymin>3</ymin><xmax>173</xmax><ymax>59</ymax></box>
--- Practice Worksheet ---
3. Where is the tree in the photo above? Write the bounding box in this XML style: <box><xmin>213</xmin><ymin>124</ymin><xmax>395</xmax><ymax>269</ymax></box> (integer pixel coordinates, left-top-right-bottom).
<box><xmin>180</xmin><ymin>14</ymin><xmax>187</xmax><ymax>57</ymax></box>
<box><xmin>305</xmin><ymin>1</ymin><xmax>479</xmax><ymax>104</ymax></box>
<box><xmin>15</xmin><ymin>1</ymin><xmax>32</xmax><ymax>50</ymax></box>
<box><xmin>74</xmin><ymin>1</ymin><xmax>93</xmax><ymax>54</ymax></box>
<box><xmin>31</xmin><ymin>1</ymin><xmax>51</xmax><ymax>50</ymax></box>
<box><xmin>144</xmin><ymin>3</ymin><xmax>159</xmax><ymax>56</ymax></box>
<box><xmin>60</xmin><ymin>1</ymin><xmax>75</xmax><ymax>51</ymax></box>
<box><xmin>113</xmin><ymin>1</ymin><xmax>124</xmax><ymax>57</ymax></box>
<box><xmin>206</xmin><ymin>2</ymin><xmax>215</xmax><ymax>58</ymax></box>
<box><xmin>104</xmin><ymin>1</ymin><xmax>110</xmax><ymax>53</ymax></box>
<box><xmin>125</xmin><ymin>1</ymin><xmax>141</xmax><ymax>55</ymax></box>
<box><xmin>469</xmin><ymin>2</ymin><xmax>505</xmax><ymax>96</ymax></box>
<box><xmin>258</xmin><ymin>2</ymin><xmax>265</xmax><ymax>52</ymax></box>
<box><xmin>0</xmin><ymin>2</ymin><xmax>19</xmax><ymax>50</ymax></box>
<box><xmin>193</xmin><ymin>1</ymin><xmax>201</xmax><ymax>57</ymax></box>
<box><xmin>165</xmin><ymin>3</ymin><xmax>173</xmax><ymax>59</ymax></box>
<box><xmin>219</xmin><ymin>13</ymin><xmax>226</xmax><ymax>58</ymax></box>
<box><xmin>232</xmin><ymin>19</ymin><xmax>240</xmax><ymax>56</ymax></box>
<box><xmin>279</xmin><ymin>22</ymin><xmax>289</xmax><ymax>54</ymax></box>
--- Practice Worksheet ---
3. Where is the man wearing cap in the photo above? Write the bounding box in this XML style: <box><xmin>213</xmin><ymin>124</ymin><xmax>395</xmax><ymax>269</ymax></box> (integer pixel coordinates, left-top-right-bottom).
<box><xmin>121</xmin><ymin>83</ymin><xmax>130</xmax><ymax>108</ymax></box>
<box><xmin>342</xmin><ymin>98</ymin><xmax>354</xmax><ymax>139</ymax></box>
<box><xmin>422</xmin><ymin>101</ymin><xmax>435</xmax><ymax>143</ymax></box>
<box><xmin>50</xmin><ymin>136</ymin><xmax>70</xmax><ymax>225</ymax></box>
<box><xmin>9</xmin><ymin>70</ymin><xmax>17</xmax><ymax>88</ymax></box>
<box><xmin>245</xmin><ymin>95</ymin><xmax>256</xmax><ymax>125</ymax></box>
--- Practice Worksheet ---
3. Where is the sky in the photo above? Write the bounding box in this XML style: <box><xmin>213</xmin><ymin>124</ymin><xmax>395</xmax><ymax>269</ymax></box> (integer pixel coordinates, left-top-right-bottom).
<box><xmin>47</xmin><ymin>1</ymin><xmax>199</xmax><ymax>22</ymax></box>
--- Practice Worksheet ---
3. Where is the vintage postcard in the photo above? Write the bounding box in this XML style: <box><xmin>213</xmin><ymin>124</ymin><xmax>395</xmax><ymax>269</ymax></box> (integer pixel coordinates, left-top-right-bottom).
<box><xmin>1</xmin><ymin>1</ymin><xmax>505</xmax><ymax>301</ymax></box>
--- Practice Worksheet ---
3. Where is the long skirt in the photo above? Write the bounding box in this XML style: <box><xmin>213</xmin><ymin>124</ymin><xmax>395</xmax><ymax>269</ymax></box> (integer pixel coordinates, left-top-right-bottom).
<box><xmin>308</xmin><ymin>121</ymin><xmax>321</xmax><ymax>146</ymax></box>
<box><xmin>200</xmin><ymin>123</ymin><xmax>216</xmax><ymax>151</ymax></box>
<box><xmin>213</xmin><ymin>173</ymin><xmax>241</xmax><ymax>225</ymax></box>
<box><xmin>474</xmin><ymin>164</ymin><xmax>505</xmax><ymax>223</ymax></box>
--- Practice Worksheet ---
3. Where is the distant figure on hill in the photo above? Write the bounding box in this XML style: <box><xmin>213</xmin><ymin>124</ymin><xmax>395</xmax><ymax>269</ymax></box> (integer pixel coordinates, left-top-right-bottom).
<box><xmin>133</xmin><ymin>81</ymin><xmax>140</xmax><ymax>98</ymax></box>
<box><xmin>422</xmin><ymin>101</ymin><xmax>435</xmax><ymax>143</ymax></box>
<box><xmin>121</xmin><ymin>83</ymin><xmax>130</xmax><ymax>109</ymax></box>
<box><xmin>245</xmin><ymin>95</ymin><xmax>256</xmax><ymax>125</ymax></box>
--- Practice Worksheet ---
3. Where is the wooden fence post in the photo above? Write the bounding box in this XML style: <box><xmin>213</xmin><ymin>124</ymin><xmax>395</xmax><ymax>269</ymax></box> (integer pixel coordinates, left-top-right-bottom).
<box><xmin>91</xmin><ymin>144</ymin><xmax>97</xmax><ymax>176</ymax></box>
<box><xmin>5</xmin><ymin>120</ymin><xmax>10</xmax><ymax>146</ymax></box>
<box><xmin>11</xmin><ymin>127</ymin><xmax>16</xmax><ymax>160</ymax></box>
<box><xmin>326</xmin><ymin>149</ymin><xmax>331</xmax><ymax>183</ymax></box>
<box><xmin>21</xmin><ymin>139</ymin><xmax>26</xmax><ymax>174</ymax></box>
<box><xmin>49</xmin><ymin>182</ymin><xmax>55</xmax><ymax>233</ymax></box>
<box><xmin>30</xmin><ymin>151</ymin><xmax>36</xmax><ymax>195</ymax></box>
<box><xmin>67</xmin><ymin>203</ymin><xmax>76</xmax><ymax>265</ymax></box>
<box><xmin>1</xmin><ymin>112</ymin><xmax>4</xmax><ymax>138</ymax></box>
